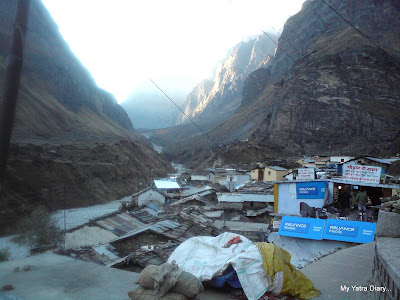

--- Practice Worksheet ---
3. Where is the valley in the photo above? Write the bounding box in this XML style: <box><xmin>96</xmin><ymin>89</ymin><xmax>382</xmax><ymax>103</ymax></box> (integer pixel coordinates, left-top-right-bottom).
<box><xmin>1</xmin><ymin>1</ymin><xmax>400</xmax><ymax>299</ymax></box>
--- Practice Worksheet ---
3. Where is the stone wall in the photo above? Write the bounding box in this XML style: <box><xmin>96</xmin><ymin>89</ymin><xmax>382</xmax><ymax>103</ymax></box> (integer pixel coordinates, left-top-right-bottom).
<box><xmin>372</xmin><ymin>210</ymin><xmax>400</xmax><ymax>299</ymax></box>
<box><xmin>372</xmin><ymin>238</ymin><xmax>400</xmax><ymax>300</ymax></box>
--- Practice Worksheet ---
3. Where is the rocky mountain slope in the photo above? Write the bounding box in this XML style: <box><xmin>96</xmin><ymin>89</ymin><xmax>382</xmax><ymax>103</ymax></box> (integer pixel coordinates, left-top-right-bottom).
<box><xmin>177</xmin><ymin>34</ymin><xmax>277</xmax><ymax>126</ymax></box>
<box><xmin>154</xmin><ymin>0</ymin><xmax>400</xmax><ymax>167</ymax></box>
<box><xmin>0</xmin><ymin>0</ymin><xmax>171</xmax><ymax>230</ymax></box>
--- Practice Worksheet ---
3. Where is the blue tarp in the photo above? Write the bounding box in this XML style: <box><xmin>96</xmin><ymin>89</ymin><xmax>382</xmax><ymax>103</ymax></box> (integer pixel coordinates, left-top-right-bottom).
<box><xmin>210</xmin><ymin>265</ymin><xmax>242</xmax><ymax>289</ymax></box>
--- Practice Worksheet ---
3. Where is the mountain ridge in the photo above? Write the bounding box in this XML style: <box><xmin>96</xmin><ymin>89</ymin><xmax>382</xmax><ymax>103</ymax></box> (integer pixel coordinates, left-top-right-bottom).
<box><xmin>151</xmin><ymin>0</ymin><xmax>400</xmax><ymax>168</ymax></box>
<box><xmin>0</xmin><ymin>0</ymin><xmax>172</xmax><ymax>229</ymax></box>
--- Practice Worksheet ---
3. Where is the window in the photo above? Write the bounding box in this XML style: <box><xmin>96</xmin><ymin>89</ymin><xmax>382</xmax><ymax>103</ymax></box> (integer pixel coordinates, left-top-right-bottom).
<box><xmin>268</xmin><ymin>171</ymin><xmax>271</xmax><ymax>175</ymax></box>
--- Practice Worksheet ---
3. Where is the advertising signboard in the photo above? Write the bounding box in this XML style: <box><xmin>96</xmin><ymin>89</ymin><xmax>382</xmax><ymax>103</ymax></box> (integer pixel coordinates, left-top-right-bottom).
<box><xmin>342</xmin><ymin>164</ymin><xmax>381</xmax><ymax>184</ymax></box>
<box><xmin>298</xmin><ymin>168</ymin><xmax>315</xmax><ymax>180</ymax></box>
<box><xmin>322</xmin><ymin>219</ymin><xmax>376</xmax><ymax>243</ymax></box>
<box><xmin>296</xmin><ymin>182</ymin><xmax>327</xmax><ymax>199</ymax></box>
<box><xmin>278</xmin><ymin>216</ymin><xmax>325</xmax><ymax>240</ymax></box>
<box><xmin>279</xmin><ymin>217</ymin><xmax>376</xmax><ymax>244</ymax></box>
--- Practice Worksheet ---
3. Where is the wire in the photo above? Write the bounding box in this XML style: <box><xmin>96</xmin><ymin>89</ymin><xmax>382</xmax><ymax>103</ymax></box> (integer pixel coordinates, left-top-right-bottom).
<box><xmin>319</xmin><ymin>0</ymin><xmax>396</xmax><ymax>61</ymax></box>
<box><xmin>149</xmin><ymin>79</ymin><xmax>221</xmax><ymax>149</ymax></box>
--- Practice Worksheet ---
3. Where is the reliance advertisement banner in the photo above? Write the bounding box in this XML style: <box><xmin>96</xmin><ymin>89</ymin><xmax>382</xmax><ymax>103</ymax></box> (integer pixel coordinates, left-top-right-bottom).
<box><xmin>296</xmin><ymin>182</ymin><xmax>327</xmax><ymax>199</ymax></box>
<box><xmin>278</xmin><ymin>216</ymin><xmax>376</xmax><ymax>243</ymax></box>
<box><xmin>322</xmin><ymin>219</ymin><xmax>376</xmax><ymax>243</ymax></box>
<box><xmin>278</xmin><ymin>216</ymin><xmax>326</xmax><ymax>240</ymax></box>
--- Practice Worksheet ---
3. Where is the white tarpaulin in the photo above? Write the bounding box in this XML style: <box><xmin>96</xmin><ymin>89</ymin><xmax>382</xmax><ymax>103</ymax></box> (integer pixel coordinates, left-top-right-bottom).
<box><xmin>168</xmin><ymin>232</ymin><xmax>281</xmax><ymax>300</ymax></box>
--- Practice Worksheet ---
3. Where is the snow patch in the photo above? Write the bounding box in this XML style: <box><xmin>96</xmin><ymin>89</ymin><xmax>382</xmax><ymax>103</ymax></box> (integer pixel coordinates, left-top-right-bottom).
<box><xmin>0</xmin><ymin>235</ymin><xmax>30</xmax><ymax>260</ymax></box>
<box><xmin>65</xmin><ymin>226</ymin><xmax>118</xmax><ymax>249</ymax></box>
<box><xmin>268</xmin><ymin>232</ymin><xmax>348</xmax><ymax>268</ymax></box>
<box><xmin>51</xmin><ymin>196</ymin><xmax>131</xmax><ymax>231</ymax></box>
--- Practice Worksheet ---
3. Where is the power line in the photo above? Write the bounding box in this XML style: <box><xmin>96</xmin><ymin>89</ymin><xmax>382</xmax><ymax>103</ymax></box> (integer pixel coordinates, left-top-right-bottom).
<box><xmin>149</xmin><ymin>79</ymin><xmax>221</xmax><ymax>149</ymax></box>
<box><xmin>319</xmin><ymin>0</ymin><xmax>396</xmax><ymax>61</ymax></box>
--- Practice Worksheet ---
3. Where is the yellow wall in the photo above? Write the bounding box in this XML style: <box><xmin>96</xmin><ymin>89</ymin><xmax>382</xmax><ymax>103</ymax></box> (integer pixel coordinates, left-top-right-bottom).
<box><xmin>250</xmin><ymin>169</ymin><xmax>259</xmax><ymax>180</ymax></box>
<box><xmin>264</xmin><ymin>168</ymin><xmax>287</xmax><ymax>182</ymax></box>
<box><xmin>274</xmin><ymin>183</ymin><xmax>278</xmax><ymax>213</ymax></box>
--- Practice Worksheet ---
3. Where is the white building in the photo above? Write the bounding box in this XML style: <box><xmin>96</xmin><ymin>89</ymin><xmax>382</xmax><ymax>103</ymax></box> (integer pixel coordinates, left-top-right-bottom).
<box><xmin>154</xmin><ymin>179</ymin><xmax>181</xmax><ymax>193</ymax></box>
<box><xmin>217</xmin><ymin>193</ymin><xmax>274</xmax><ymax>210</ymax></box>
<box><xmin>133</xmin><ymin>188</ymin><xmax>166</xmax><ymax>206</ymax></box>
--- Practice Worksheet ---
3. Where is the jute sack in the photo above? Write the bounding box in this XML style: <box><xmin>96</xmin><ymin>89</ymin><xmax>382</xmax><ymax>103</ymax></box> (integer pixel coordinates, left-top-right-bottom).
<box><xmin>138</xmin><ymin>265</ymin><xmax>204</xmax><ymax>298</ymax></box>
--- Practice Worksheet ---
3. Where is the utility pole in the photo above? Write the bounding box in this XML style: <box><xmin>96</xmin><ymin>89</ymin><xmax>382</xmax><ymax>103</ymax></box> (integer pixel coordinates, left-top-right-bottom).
<box><xmin>63</xmin><ymin>185</ymin><xmax>66</xmax><ymax>251</ymax></box>
<box><xmin>0</xmin><ymin>0</ymin><xmax>31</xmax><ymax>191</ymax></box>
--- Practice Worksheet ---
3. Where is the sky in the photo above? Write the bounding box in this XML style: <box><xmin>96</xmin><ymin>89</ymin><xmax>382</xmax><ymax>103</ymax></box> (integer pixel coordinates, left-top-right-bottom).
<box><xmin>42</xmin><ymin>0</ymin><xmax>305</xmax><ymax>103</ymax></box>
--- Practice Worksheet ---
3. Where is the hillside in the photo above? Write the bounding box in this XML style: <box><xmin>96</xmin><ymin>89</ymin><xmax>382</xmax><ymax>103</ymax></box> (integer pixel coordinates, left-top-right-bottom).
<box><xmin>177</xmin><ymin>34</ymin><xmax>277</xmax><ymax>125</ymax></box>
<box><xmin>153</xmin><ymin>0</ymin><xmax>400</xmax><ymax>168</ymax></box>
<box><xmin>0</xmin><ymin>0</ymin><xmax>172</xmax><ymax>230</ymax></box>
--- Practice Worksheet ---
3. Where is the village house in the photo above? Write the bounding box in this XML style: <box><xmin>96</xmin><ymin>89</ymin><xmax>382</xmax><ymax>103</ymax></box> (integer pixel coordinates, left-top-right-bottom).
<box><xmin>220</xmin><ymin>169</ymin><xmax>251</xmax><ymax>192</ymax></box>
<box><xmin>132</xmin><ymin>188</ymin><xmax>166</xmax><ymax>206</ymax></box>
<box><xmin>274</xmin><ymin>178</ymin><xmax>399</xmax><ymax>216</ymax></box>
<box><xmin>190</xmin><ymin>170</ymin><xmax>215</xmax><ymax>182</ymax></box>
<box><xmin>263</xmin><ymin>166</ymin><xmax>288</xmax><ymax>182</ymax></box>
<box><xmin>217</xmin><ymin>192</ymin><xmax>274</xmax><ymax>210</ymax></box>
<box><xmin>298</xmin><ymin>156</ymin><xmax>331</xmax><ymax>169</ymax></box>
<box><xmin>329</xmin><ymin>156</ymin><xmax>354</xmax><ymax>164</ymax></box>
<box><xmin>153</xmin><ymin>179</ymin><xmax>181</xmax><ymax>194</ymax></box>
<box><xmin>251</xmin><ymin>166</ymin><xmax>288</xmax><ymax>182</ymax></box>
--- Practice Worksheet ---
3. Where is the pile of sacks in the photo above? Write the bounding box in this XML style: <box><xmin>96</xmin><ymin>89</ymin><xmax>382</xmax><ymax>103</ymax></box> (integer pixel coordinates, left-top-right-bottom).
<box><xmin>128</xmin><ymin>261</ymin><xmax>204</xmax><ymax>300</ymax></box>
<box><xmin>380</xmin><ymin>195</ymin><xmax>400</xmax><ymax>214</ymax></box>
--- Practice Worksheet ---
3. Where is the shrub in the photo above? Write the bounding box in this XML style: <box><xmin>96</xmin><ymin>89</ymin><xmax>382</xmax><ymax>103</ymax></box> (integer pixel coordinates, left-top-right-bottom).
<box><xmin>119</xmin><ymin>201</ymin><xmax>136</xmax><ymax>211</ymax></box>
<box><xmin>0</xmin><ymin>248</ymin><xmax>10</xmax><ymax>262</ymax></box>
<box><xmin>14</xmin><ymin>206</ymin><xmax>63</xmax><ymax>250</ymax></box>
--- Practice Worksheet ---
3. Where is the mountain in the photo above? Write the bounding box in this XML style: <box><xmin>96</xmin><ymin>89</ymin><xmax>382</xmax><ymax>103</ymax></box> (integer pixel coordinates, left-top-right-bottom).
<box><xmin>121</xmin><ymin>89</ymin><xmax>183</xmax><ymax>130</ymax></box>
<box><xmin>177</xmin><ymin>34</ymin><xmax>278</xmax><ymax>126</ymax></box>
<box><xmin>153</xmin><ymin>0</ymin><xmax>400</xmax><ymax>168</ymax></box>
<box><xmin>0</xmin><ymin>0</ymin><xmax>172</xmax><ymax>229</ymax></box>
<box><xmin>214</xmin><ymin>0</ymin><xmax>400</xmax><ymax>154</ymax></box>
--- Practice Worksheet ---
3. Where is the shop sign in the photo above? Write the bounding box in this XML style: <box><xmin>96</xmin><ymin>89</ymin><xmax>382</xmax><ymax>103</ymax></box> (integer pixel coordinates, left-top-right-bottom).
<box><xmin>278</xmin><ymin>216</ymin><xmax>325</xmax><ymax>240</ymax></box>
<box><xmin>298</xmin><ymin>168</ymin><xmax>315</xmax><ymax>180</ymax></box>
<box><xmin>272</xmin><ymin>220</ymin><xmax>281</xmax><ymax>229</ymax></box>
<box><xmin>342</xmin><ymin>164</ymin><xmax>381</xmax><ymax>184</ymax></box>
<box><xmin>296</xmin><ymin>182</ymin><xmax>327</xmax><ymax>199</ymax></box>
<box><xmin>322</xmin><ymin>219</ymin><xmax>376</xmax><ymax>243</ymax></box>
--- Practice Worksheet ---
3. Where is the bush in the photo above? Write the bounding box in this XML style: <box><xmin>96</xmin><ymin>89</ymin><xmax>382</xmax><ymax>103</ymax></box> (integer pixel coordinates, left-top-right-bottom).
<box><xmin>0</xmin><ymin>248</ymin><xmax>10</xmax><ymax>261</ymax></box>
<box><xmin>119</xmin><ymin>201</ymin><xmax>136</xmax><ymax>211</ymax></box>
<box><xmin>14</xmin><ymin>206</ymin><xmax>63</xmax><ymax>250</ymax></box>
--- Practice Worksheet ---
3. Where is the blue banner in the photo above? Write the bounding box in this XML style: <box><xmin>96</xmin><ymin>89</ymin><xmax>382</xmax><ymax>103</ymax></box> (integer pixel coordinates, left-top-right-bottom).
<box><xmin>296</xmin><ymin>182</ymin><xmax>327</xmax><ymax>199</ymax></box>
<box><xmin>322</xmin><ymin>219</ymin><xmax>376</xmax><ymax>243</ymax></box>
<box><xmin>278</xmin><ymin>216</ymin><xmax>325</xmax><ymax>240</ymax></box>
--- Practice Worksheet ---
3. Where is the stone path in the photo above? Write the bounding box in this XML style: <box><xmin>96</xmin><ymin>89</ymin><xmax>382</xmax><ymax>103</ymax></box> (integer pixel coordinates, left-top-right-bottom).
<box><xmin>302</xmin><ymin>242</ymin><xmax>376</xmax><ymax>299</ymax></box>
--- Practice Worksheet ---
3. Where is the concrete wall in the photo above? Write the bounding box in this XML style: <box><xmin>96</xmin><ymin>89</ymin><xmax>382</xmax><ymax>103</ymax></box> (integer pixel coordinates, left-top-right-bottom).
<box><xmin>372</xmin><ymin>238</ymin><xmax>400</xmax><ymax>300</ymax></box>
<box><xmin>243</xmin><ymin>202</ymin><xmax>270</xmax><ymax>209</ymax></box>
<box><xmin>137</xmin><ymin>189</ymin><xmax>165</xmax><ymax>206</ymax></box>
<box><xmin>277</xmin><ymin>182</ymin><xmax>329</xmax><ymax>215</ymax></box>
<box><xmin>219</xmin><ymin>202</ymin><xmax>243</xmax><ymax>210</ymax></box>
<box><xmin>191</xmin><ymin>175</ymin><xmax>210</xmax><ymax>181</ymax></box>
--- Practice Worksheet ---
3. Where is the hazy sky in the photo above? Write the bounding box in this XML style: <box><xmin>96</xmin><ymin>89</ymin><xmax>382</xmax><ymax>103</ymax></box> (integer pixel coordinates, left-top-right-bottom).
<box><xmin>42</xmin><ymin>0</ymin><xmax>305</xmax><ymax>103</ymax></box>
